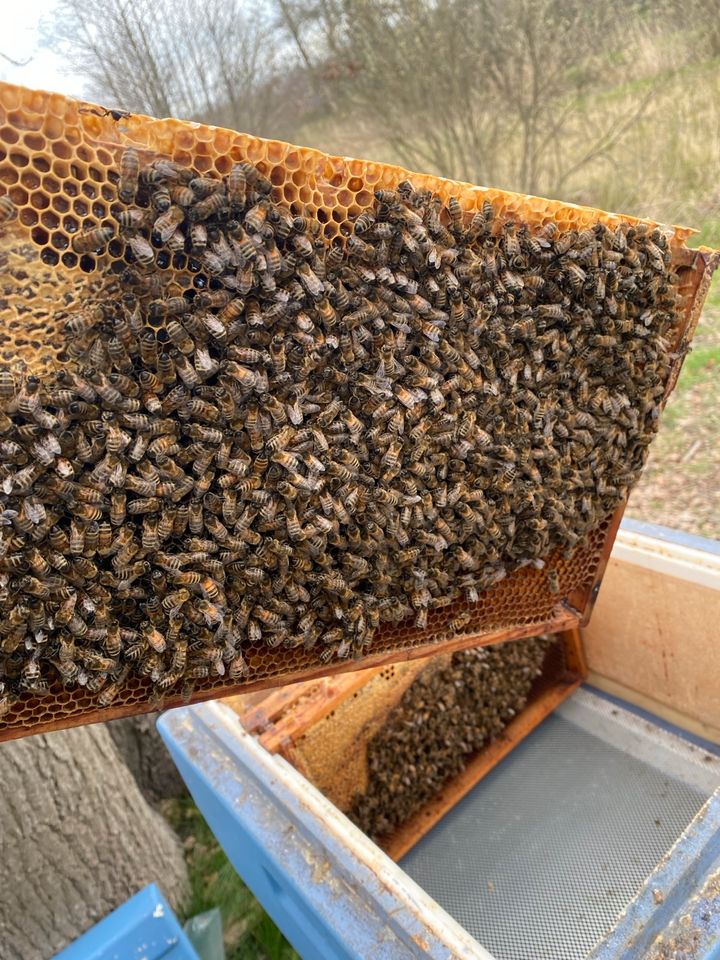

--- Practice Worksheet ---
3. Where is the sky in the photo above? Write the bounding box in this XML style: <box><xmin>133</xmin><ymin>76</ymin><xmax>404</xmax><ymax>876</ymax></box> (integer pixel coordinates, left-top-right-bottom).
<box><xmin>0</xmin><ymin>0</ymin><xmax>85</xmax><ymax>97</ymax></box>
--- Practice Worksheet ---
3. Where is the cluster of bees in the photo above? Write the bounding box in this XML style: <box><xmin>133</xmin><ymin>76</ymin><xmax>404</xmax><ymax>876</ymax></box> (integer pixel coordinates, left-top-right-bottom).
<box><xmin>0</xmin><ymin>146</ymin><xmax>679</xmax><ymax>713</ymax></box>
<box><xmin>350</xmin><ymin>635</ymin><xmax>553</xmax><ymax>839</ymax></box>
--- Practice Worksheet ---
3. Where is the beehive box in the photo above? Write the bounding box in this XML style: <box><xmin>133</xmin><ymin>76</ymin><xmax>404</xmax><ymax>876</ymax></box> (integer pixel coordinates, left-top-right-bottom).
<box><xmin>231</xmin><ymin>630</ymin><xmax>585</xmax><ymax>858</ymax></box>
<box><xmin>0</xmin><ymin>80</ymin><xmax>716</xmax><ymax>742</ymax></box>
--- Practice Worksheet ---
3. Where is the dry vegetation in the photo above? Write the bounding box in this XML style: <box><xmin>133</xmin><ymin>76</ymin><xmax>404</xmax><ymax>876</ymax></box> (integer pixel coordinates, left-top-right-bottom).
<box><xmin>47</xmin><ymin>0</ymin><xmax>720</xmax><ymax>540</ymax></box>
<box><xmin>629</xmin><ymin>264</ymin><xmax>720</xmax><ymax>539</ymax></box>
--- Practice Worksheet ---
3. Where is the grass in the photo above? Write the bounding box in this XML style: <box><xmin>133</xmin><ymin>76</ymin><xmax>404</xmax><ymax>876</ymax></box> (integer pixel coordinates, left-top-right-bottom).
<box><xmin>691</xmin><ymin>220</ymin><xmax>720</xmax><ymax>255</ymax></box>
<box><xmin>627</xmin><ymin>237</ymin><xmax>720</xmax><ymax>539</ymax></box>
<box><xmin>162</xmin><ymin>797</ymin><xmax>300</xmax><ymax>960</ymax></box>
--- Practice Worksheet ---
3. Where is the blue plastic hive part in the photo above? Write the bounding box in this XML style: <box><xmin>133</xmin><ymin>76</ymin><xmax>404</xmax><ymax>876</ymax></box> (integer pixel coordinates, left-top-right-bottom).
<box><xmin>160</xmin><ymin>691</ymin><xmax>720</xmax><ymax>960</ymax></box>
<box><xmin>620</xmin><ymin>516</ymin><xmax>720</xmax><ymax>558</ymax></box>
<box><xmin>53</xmin><ymin>884</ymin><xmax>200</xmax><ymax>960</ymax></box>
<box><xmin>158</xmin><ymin>701</ymin><xmax>493</xmax><ymax>960</ymax></box>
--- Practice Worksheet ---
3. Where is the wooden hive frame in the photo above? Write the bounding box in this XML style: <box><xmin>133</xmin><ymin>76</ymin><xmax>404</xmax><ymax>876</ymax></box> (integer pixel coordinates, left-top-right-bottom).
<box><xmin>0</xmin><ymin>79</ymin><xmax>716</xmax><ymax>741</ymax></box>
<box><xmin>229</xmin><ymin>628</ymin><xmax>586</xmax><ymax>859</ymax></box>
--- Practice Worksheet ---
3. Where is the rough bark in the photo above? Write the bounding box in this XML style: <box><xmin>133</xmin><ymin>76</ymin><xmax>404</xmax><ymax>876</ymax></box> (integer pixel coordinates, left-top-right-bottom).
<box><xmin>107</xmin><ymin>713</ymin><xmax>188</xmax><ymax>804</ymax></box>
<box><xmin>0</xmin><ymin>724</ymin><xmax>189</xmax><ymax>960</ymax></box>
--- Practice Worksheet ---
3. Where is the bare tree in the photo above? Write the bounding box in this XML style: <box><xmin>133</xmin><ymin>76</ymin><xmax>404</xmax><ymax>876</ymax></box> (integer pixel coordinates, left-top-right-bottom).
<box><xmin>276</xmin><ymin>0</ymin><xmax>659</xmax><ymax>197</ymax></box>
<box><xmin>48</xmin><ymin>0</ymin><xmax>304</xmax><ymax>141</ymax></box>
<box><xmin>473</xmin><ymin>0</ymin><xmax>656</xmax><ymax>197</ymax></box>
<box><xmin>108</xmin><ymin>713</ymin><xmax>188</xmax><ymax>804</ymax></box>
<box><xmin>0</xmin><ymin>52</ymin><xmax>31</xmax><ymax>67</ymax></box>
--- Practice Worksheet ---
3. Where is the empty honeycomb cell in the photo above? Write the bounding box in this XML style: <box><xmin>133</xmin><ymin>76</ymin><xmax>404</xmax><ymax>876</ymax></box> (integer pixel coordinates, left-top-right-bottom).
<box><xmin>43</xmin><ymin>116</ymin><xmax>63</xmax><ymax>141</ymax></box>
<box><xmin>267</xmin><ymin>141</ymin><xmax>285</xmax><ymax>164</ymax></box>
<box><xmin>8</xmin><ymin>185</ymin><xmax>28</xmax><ymax>205</ymax></box>
<box><xmin>23</xmin><ymin>132</ymin><xmax>46</xmax><ymax>152</ymax></box>
<box><xmin>10</xmin><ymin>109</ymin><xmax>41</xmax><ymax>131</ymax></box>
<box><xmin>19</xmin><ymin>208</ymin><xmax>38</xmax><ymax>227</ymax></box>
<box><xmin>0</xmin><ymin>165</ymin><xmax>19</xmax><ymax>186</ymax></box>
<box><xmin>70</xmin><ymin>162</ymin><xmax>88</xmax><ymax>183</ymax></box>
<box><xmin>20</xmin><ymin>169</ymin><xmax>41</xmax><ymax>189</ymax></box>
<box><xmin>51</xmin><ymin>160</ymin><xmax>70</xmax><ymax>181</ymax></box>
<box><xmin>0</xmin><ymin>126</ymin><xmax>20</xmax><ymax>146</ymax></box>
<box><xmin>41</xmin><ymin>175</ymin><xmax>60</xmax><ymax>194</ymax></box>
<box><xmin>77</xmin><ymin>144</ymin><xmax>96</xmax><ymax>162</ymax></box>
<box><xmin>29</xmin><ymin>190</ymin><xmax>49</xmax><ymax>210</ymax></box>
<box><xmin>51</xmin><ymin>140</ymin><xmax>72</xmax><ymax>160</ymax></box>
<box><xmin>176</xmin><ymin>129</ymin><xmax>194</xmax><ymax>150</ymax></box>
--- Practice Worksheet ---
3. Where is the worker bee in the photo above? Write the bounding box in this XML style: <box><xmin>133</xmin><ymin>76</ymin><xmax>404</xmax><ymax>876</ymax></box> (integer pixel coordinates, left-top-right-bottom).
<box><xmin>154</xmin><ymin>205</ymin><xmax>185</xmax><ymax>242</ymax></box>
<box><xmin>127</xmin><ymin>235</ymin><xmax>154</xmax><ymax>266</ymax></box>
<box><xmin>547</xmin><ymin>569</ymin><xmax>561</xmax><ymax>594</ymax></box>
<box><xmin>116</xmin><ymin>207</ymin><xmax>150</xmax><ymax>231</ymax></box>
<box><xmin>189</xmin><ymin>176</ymin><xmax>223</xmax><ymax>198</ymax></box>
<box><xmin>151</xmin><ymin>183</ymin><xmax>171</xmax><ymax>213</ymax></box>
<box><xmin>118</xmin><ymin>147</ymin><xmax>140</xmax><ymax>203</ymax></box>
<box><xmin>227</xmin><ymin>163</ymin><xmax>248</xmax><ymax>208</ymax></box>
<box><xmin>71</xmin><ymin>226</ymin><xmax>114</xmax><ymax>254</ymax></box>
<box><xmin>242</xmin><ymin>199</ymin><xmax>271</xmax><ymax>234</ymax></box>
<box><xmin>0</xmin><ymin>195</ymin><xmax>18</xmax><ymax>223</ymax></box>
<box><xmin>192</xmin><ymin>190</ymin><xmax>227</xmax><ymax>222</ymax></box>
<box><xmin>447</xmin><ymin>197</ymin><xmax>464</xmax><ymax>230</ymax></box>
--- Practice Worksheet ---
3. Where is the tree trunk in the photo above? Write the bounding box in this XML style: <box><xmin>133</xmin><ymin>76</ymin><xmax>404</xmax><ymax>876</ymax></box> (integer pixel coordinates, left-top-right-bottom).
<box><xmin>0</xmin><ymin>724</ymin><xmax>189</xmax><ymax>960</ymax></box>
<box><xmin>107</xmin><ymin>713</ymin><xmax>188</xmax><ymax>804</ymax></box>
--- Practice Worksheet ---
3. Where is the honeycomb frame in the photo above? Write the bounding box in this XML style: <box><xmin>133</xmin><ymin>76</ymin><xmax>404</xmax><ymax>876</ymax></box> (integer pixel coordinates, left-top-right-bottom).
<box><xmin>232</xmin><ymin>629</ymin><xmax>585</xmax><ymax>858</ymax></box>
<box><xmin>0</xmin><ymin>81</ymin><xmax>716</xmax><ymax>741</ymax></box>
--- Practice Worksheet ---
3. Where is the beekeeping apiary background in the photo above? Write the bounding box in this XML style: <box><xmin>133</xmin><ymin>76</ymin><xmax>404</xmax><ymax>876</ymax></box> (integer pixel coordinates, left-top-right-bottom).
<box><xmin>0</xmin><ymin>80</ymin><xmax>717</xmax><ymax>742</ymax></box>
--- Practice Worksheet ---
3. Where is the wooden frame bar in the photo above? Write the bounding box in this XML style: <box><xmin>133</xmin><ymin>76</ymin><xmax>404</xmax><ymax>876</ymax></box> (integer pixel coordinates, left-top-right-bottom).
<box><xmin>231</xmin><ymin>628</ymin><xmax>585</xmax><ymax>858</ymax></box>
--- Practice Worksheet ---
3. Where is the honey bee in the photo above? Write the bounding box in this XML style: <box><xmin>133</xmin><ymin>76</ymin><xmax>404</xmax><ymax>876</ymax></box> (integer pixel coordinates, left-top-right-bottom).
<box><xmin>191</xmin><ymin>190</ymin><xmax>226</xmax><ymax>222</ymax></box>
<box><xmin>154</xmin><ymin>205</ymin><xmax>185</xmax><ymax>242</ymax></box>
<box><xmin>127</xmin><ymin>235</ymin><xmax>155</xmax><ymax>266</ymax></box>
<box><xmin>118</xmin><ymin>148</ymin><xmax>141</xmax><ymax>203</ymax></box>
<box><xmin>71</xmin><ymin>226</ymin><xmax>114</xmax><ymax>255</ymax></box>
<box><xmin>182</xmin><ymin>224</ymin><xmax>206</xmax><ymax>257</ymax></box>
<box><xmin>243</xmin><ymin>200</ymin><xmax>269</xmax><ymax>233</ymax></box>
<box><xmin>537</xmin><ymin>303</ymin><xmax>565</xmax><ymax>321</ymax></box>
<box><xmin>150</xmin><ymin>183</ymin><xmax>171</xmax><ymax>213</ymax></box>
<box><xmin>0</xmin><ymin>195</ymin><xmax>18</xmax><ymax>223</ymax></box>
<box><xmin>226</xmin><ymin>163</ymin><xmax>248</xmax><ymax>209</ymax></box>
<box><xmin>448</xmin><ymin>197</ymin><xmax>463</xmax><ymax>231</ymax></box>
<box><xmin>108</xmin><ymin>491</ymin><xmax>126</xmax><ymax>526</ymax></box>
<box><xmin>116</xmin><ymin>207</ymin><xmax>150</xmax><ymax>232</ymax></box>
<box><xmin>189</xmin><ymin>176</ymin><xmax>223</xmax><ymax>198</ymax></box>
